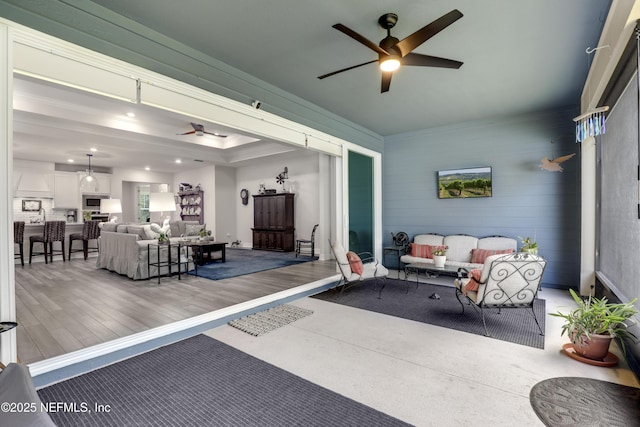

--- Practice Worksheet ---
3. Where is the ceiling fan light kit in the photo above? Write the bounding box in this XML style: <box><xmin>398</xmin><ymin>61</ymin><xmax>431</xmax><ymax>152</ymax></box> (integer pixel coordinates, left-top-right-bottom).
<box><xmin>318</xmin><ymin>10</ymin><xmax>464</xmax><ymax>93</ymax></box>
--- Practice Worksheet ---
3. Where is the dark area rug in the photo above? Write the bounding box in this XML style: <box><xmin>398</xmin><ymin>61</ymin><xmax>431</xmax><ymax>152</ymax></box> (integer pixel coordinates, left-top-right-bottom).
<box><xmin>188</xmin><ymin>247</ymin><xmax>316</xmax><ymax>280</ymax></box>
<box><xmin>313</xmin><ymin>278</ymin><xmax>546</xmax><ymax>349</ymax></box>
<box><xmin>38</xmin><ymin>335</ymin><xmax>410</xmax><ymax>427</ymax></box>
<box><xmin>530</xmin><ymin>377</ymin><xmax>640</xmax><ymax>426</ymax></box>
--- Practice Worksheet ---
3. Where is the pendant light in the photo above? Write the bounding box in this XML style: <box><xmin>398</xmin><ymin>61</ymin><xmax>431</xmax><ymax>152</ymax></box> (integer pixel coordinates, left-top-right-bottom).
<box><xmin>79</xmin><ymin>153</ymin><xmax>99</xmax><ymax>193</ymax></box>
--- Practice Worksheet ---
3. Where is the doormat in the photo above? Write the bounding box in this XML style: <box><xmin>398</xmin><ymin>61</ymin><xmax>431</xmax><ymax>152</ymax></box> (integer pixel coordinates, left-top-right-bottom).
<box><xmin>228</xmin><ymin>304</ymin><xmax>313</xmax><ymax>336</ymax></box>
<box><xmin>530</xmin><ymin>377</ymin><xmax>640</xmax><ymax>426</ymax></box>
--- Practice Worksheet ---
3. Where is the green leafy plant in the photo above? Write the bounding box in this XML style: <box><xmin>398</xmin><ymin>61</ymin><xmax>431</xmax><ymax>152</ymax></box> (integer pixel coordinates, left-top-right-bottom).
<box><xmin>157</xmin><ymin>232</ymin><xmax>168</xmax><ymax>243</ymax></box>
<box><xmin>551</xmin><ymin>289</ymin><xmax>638</xmax><ymax>351</ymax></box>
<box><xmin>199</xmin><ymin>228</ymin><xmax>212</xmax><ymax>238</ymax></box>
<box><xmin>518</xmin><ymin>236</ymin><xmax>538</xmax><ymax>253</ymax></box>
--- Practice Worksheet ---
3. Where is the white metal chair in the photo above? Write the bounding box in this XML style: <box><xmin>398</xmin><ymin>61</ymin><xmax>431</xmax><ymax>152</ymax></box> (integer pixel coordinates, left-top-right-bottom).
<box><xmin>329</xmin><ymin>240</ymin><xmax>389</xmax><ymax>298</ymax></box>
<box><xmin>454</xmin><ymin>253</ymin><xmax>546</xmax><ymax>336</ymax></box>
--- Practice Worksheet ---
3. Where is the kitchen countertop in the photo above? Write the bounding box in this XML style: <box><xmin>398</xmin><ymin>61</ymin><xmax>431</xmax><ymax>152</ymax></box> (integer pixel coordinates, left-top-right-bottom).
<box><xmin>24</xmin><ymin>222</ymin><xmax>84</xmax><ymax>227</ymax></box>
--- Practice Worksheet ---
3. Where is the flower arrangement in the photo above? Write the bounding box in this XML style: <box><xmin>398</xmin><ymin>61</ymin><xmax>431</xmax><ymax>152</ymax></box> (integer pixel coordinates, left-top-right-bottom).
<box><xmin>157</xmin><ymin>232</ymin><xmax>168</xmax><ymax>243</ymax></box>
<box><xmin>199</xmin><ymin>228</ymin><xmax>212</xmax><ymax>238</ymax></box>
<box><xmin>432</xmin><ymin>245</ymin><xmax>448</xmax><ymax>256</ymax></box>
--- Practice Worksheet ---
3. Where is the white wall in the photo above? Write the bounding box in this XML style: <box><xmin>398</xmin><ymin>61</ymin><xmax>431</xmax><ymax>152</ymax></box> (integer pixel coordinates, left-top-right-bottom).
<box><xmin>173</xmin><ymin>165</ymin><xmax>215</xmax><ymax>228</ymax></box>
<box><xmin>235</xmin><ymin>151</ymin><xmax>321</xmax><ymax>249</ymax></box>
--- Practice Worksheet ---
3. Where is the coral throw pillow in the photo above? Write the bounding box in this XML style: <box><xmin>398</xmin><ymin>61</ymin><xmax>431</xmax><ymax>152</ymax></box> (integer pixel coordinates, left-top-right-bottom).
<box><xmin>346</xmin><ymin>251</ymin><xmax>364</xmax><ymax>275</ymax></box>
<box><xmin>463</xmin><ymin>268</ymin><xmax>484</xmax><ymax>294</ymax></box>
<box><xmin>410</xmin><ymin>243</ymin><xmax>436</xmax><ymax>259</ymax></box>
<box><xmin>470</xmin><ymin>248</ymin><xmax>514</xmax><ymax>264</ymax></box>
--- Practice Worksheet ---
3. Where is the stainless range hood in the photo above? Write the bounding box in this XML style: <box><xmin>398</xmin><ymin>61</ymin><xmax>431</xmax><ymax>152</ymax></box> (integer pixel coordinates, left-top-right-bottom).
<box><xmin>14</xmin><ymin>170</ymin><xmax>54</xmax><ymax>199</ymax></box>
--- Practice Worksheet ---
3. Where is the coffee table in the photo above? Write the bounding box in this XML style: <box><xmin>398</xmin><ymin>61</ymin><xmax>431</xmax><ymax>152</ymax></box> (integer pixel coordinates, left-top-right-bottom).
<box><xmin>187</xmin><ymin>241</ymin><xmax>227</xmax><ymax>275</ymax></box>
<box><xmin>404</xmin><ymin>262</ymin><xmax>460</xmax><ymax>291</ymax></box>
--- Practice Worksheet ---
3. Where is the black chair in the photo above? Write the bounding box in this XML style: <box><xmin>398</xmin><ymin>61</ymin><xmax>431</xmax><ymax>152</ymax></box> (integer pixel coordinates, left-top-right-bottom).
<box><xmin>29</xmin><ymin>221</ymin><xmax>66</xmax><ymax>264</ymax></box>
<box><xmin>296</xmin><ymin>224</ymin><xmax>318</xmax><ymax>258</ymax></box>
<box><xmin>69</xmin><ymin>220</ymin><xmax>101</xmax><ymax>260</ymax></box>
<box><xmin>14</xmin><ymin>221</ymin><xmax>25</xmax><ymax>266</ymax></box>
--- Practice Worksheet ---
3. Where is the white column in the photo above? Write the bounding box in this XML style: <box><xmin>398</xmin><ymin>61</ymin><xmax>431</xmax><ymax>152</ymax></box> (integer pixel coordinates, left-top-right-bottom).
<box><xmin>0</xmin><ymin>23</ymin><xmax>17</xmax><ymax>364</ymax></box>
<box><xmin>580</xmin><ymin>136</ymin><xmax>597</xmax><ymax>296</ymax></box>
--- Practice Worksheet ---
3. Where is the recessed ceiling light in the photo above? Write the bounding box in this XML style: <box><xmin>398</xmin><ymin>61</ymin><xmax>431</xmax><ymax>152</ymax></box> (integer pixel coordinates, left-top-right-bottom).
<box><xmin>67</xmin><ymin>159</ymin><xmax>74</xmax><ymax>163</ymax></box>
<box><xmin>90</xmin><ymin>147</ymin><xmax>97</xmax><ymax>152</ymax></box>
<box><xmin>144</xmin><ymin>166</ymin><xmax>150</xmax><ymax>171</ymax></box>
<box><xmin>126</xmin><ymin>112</ymin><xmax>136</xmax><ymax>118</ymax></box>
<box><xmin>175</xmin><ymin>159</ymin><xmax>182</xmax><ymax>164</ymax></box>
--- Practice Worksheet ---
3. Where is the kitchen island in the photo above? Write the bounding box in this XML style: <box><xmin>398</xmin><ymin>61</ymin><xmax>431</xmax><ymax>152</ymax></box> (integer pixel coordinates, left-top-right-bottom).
<box><xmin>19</xmin><ymin>222</ymin><xmax>87</xmax><ymax>263</ymax></box>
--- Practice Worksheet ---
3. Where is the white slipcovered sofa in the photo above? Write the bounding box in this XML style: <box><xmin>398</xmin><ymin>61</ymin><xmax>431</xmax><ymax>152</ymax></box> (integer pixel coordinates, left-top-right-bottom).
<box><xmin>96</xmin><ymin>220</ymin><xmax>220</xmax><ymax>280</ymax></box>
<box><xmin>400</xmin><ymin>234</ymin><xmax>517</xmax><ymax>270</ymax></box>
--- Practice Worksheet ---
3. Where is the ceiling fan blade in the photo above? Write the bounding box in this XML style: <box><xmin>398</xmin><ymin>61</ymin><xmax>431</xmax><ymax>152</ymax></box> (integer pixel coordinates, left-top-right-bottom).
<box><xmin>381</xmin><ymin>72</ymin><xmax>393</xmax><ymax>93</ymax></box>
<box><xmin>402</xmin><ymin>53</ymin><xmax>463</xmax><ymax>69</ymax></box>
<box><xmin>318</xmin><ymin>59</ymin><xmax>378</xmax><ymax>79</ymax></box>
<box><xmin>177</xmin><ymin>130</ymin><xmax>196</xmax><ymax>135</ymax></box>
<box><xmin>203</xmin><ymin>131</ymin><xmax>228</xmax><ymax>138</ymax></box>
<box><xmin>394</xmin><ymin>9</ymin><xmax>463</xmax><ymax>57</ymax></box>
<box><xmin>190</xmin><ymin>122</ymin><xmax>205</xmax><ymax>132</ymax></box>
<box><xmin>332</xmin><ymin>24</ymin><xmax>389</xmax><ymax>56</ymax></box>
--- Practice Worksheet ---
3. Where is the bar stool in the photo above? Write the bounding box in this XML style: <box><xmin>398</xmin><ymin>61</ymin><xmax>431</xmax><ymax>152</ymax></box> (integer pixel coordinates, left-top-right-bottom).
<box><xmin>69</xmin><ymin>220</ymin><xmax>101</xmax><ymax>260</ymax></box>
<box><xmin>29</xmin><ymin>221</ymin><xmax>66</xmax><ymax>264</ymax></box>
<box><xmin>14</xmin><ymin>221</ymin><xmax>25</xmax><ymax>266</ymax></box>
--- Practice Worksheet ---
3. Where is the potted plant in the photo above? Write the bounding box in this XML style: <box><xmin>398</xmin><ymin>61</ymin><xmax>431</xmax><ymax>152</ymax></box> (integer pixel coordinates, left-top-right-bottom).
<box><xmin>518</xmin><ymin>236</ymin><xmax>538</xmax><ymax>254</ymax></box>
<box><xmin>199</xmin><ymin>228</ymin><xmax>213</xmax><ymax>241</ymax></box>
<box><xmin>157</xmin><ymin>232</ymin><xmax>168</xmax><ymax>243</ymax></box>
<box><xmin>551</xmin><ymin>289</ymin><xmax>638</xmax><ymax>361</ymax></box>
<box><xmin>432</xmin><ymin>245</ymin><xmax>448</xmax><ymax>268</ymax></box>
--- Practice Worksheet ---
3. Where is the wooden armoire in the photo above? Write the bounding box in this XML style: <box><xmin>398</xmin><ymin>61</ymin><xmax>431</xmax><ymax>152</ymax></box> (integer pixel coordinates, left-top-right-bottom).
<box><xmin>252</xmin><ymin>193</ymin><xmax>295</xmax><ymax>252</ymax></box>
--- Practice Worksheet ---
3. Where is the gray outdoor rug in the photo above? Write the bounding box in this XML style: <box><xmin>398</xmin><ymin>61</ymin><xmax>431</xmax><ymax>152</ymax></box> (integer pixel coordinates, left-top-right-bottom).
<box><xmin>37</xmin><ymin>335</ymin><xmax>411</xmax><ymax>427</ymax></box>
<box><xmin>530</xmin><ymin>377</ymin><xmax>640</xmax><ymax>426</ymax></box>
<box><xmin>313</xmin><ymin>278</ymin><xmax>546</xmax><ymax>349</ymax></box>
<box><xmin>228</xmin><ymin>304</ymin><xmax>313</xmax><ymax>336</ymax></box>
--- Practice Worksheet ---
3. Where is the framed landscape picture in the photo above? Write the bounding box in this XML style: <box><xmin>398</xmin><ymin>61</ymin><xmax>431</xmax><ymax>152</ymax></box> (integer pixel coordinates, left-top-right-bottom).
<box><xmin>437</xmin><ymin>166</ymin><xmax>492</xmax><ymax>199</ymax></box>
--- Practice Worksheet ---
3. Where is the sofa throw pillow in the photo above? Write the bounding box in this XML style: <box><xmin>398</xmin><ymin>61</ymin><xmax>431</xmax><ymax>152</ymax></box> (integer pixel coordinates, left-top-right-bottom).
<box><xmin>185</xmin><ymin>223</ymin><xmax>203</xmax><ymax>236</ymax></box>
<box><xmin>346</xmin><ymin>251</ymin><xmax>364</xmax><ymax>275</ymax></box>
<box><xmin>410</xmin><ymin>243</ymin><xmax>436</xmax><ymax>259</ymax></box>
<box><xmin>470</xmin><ymin>248</ymin><xmax>514</xmax><ymax>264</ymax></box>
<box><xmin>143</xmin><ymin>224</ymin><xmax>157</xmax><ymax>240</ymax></box>
<box><xmin>101</xmin><ymin>223</ymin><xmax>118</xmax><ymax>232</ymax></box>
<box><xmin>127</xmin><ymin>225</ymin><xmax>147</xmax><ymax>240</ymax></box>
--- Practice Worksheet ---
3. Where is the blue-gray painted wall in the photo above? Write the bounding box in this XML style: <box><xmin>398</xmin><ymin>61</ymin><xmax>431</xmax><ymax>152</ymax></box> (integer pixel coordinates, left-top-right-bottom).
<box><xmin>383</xmin><ymin>109</ymin><xmax>580</xmax><ymax>288</ymax></box>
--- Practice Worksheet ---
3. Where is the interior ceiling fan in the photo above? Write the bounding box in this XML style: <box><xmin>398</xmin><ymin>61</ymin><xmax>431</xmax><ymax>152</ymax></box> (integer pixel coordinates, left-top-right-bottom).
<box><xmin>318</xmin><ymin>10</ymin><xmax>464</xmax><ymax>93</ymax></box>
<box><xmin>177</xmin><ymin>122</ymin><xmax>227</xmax><ymax>138</ymax></box>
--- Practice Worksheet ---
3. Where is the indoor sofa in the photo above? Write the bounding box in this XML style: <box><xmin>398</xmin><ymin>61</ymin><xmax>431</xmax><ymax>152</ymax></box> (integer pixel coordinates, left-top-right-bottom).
<box><xmin>400</xmin><ymin>233</ymin><xmax>517</xmax><ymax>270</ymax></box>
<box><xmin>96</xmin><ymin>220</ymin><xmax>220</xmax><ymax>280</ymax></box>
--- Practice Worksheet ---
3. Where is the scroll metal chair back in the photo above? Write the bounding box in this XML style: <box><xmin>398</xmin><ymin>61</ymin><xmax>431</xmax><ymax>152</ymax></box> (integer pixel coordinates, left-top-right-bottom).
<box><xmin>69</xmin><ymin>220</ymin><xmax>101</xmax><ymax>260</ymax></box>
<box><xmin>296</xmin><ymin>224</ymin><xmax>319</xmax><ymax>258</ymax></box>
<box><xmin>29</xmin><ymin>221</ymin><xmax>66</xmax><ymax>264</ymax></box>
<box><xmin>14</xmin><ymin>221</ymin><xmax>25</xmax><ymax>266</ymax></box>
<box><xmin>455</xmin><ymin>253</ymin><xmax>546</xmax><ymax>336</ymax></box>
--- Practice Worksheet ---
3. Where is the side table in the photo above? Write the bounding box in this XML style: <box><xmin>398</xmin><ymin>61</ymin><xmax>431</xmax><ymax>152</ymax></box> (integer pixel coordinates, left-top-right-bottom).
<box><xmin>148</xmin><ymin>241</ymin><xmax>186</xmax><ymax>284</ymax></box>
<box><xmin>384</xmin><ymin>245</ymin><xmax>407</xmax><ymax>279</ymax></box>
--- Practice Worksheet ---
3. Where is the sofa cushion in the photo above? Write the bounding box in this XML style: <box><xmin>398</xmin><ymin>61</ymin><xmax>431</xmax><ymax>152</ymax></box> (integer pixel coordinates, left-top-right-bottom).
<box><xmin>413</xmin><ymin>234</ymin><xmax>444</xmax><ymax>246</ymax></box>
<box><xmin>116</xmin><ymin>224</ymin><xmax>129</xmax><ymax>233</ymax></box>
<box><xmin>101</xmin><ymin>222</ymin><xmax>118</xmax><ymax>232</ymax></box>
<box><xmin>470</xmin><ymin>248</ymin><xmax>515</xmax><ymax>264</ymax></box>
<box><xmin>443</xmin><ymin>235</ymin><xmax>478</xmax><ymax>262</ymax></box>
<box><xmin>127</xmin><ymin>225</ymin><xmax>147</xmax><ymax>240</ymax></box>
<box><xmin>346</xmin><ymin>251</ymin><xmax>364</xmax><ymax>275</ymax></box>
<box><xmin>477</xmin><ymin>236</ymin><xmax>518</xmax><ymax>251</ymax></box>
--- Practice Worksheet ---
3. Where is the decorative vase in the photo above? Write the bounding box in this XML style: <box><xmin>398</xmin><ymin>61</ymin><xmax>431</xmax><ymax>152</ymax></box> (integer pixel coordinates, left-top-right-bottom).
<box><xmin>433</xmin><ymin>255</ymin><xmax>446</xmax><ymax>268</ymax></box>
<box><xmin>572</xmin><ymin>333</ymin><xmax>613</xmax><ymax>361</ymax></box>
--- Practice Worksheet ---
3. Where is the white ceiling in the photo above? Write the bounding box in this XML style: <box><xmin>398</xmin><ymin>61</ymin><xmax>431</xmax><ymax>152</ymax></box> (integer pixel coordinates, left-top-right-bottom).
<box><xmin>12</xmin><ymin>1</ymin><xmax>611</xmax><ymax>172</ymax></box>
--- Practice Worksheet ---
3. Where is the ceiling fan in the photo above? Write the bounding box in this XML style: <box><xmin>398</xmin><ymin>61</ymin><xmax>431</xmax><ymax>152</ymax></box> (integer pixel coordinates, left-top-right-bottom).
<box><xmin>177</xmin><ymin>122</ymin><xmax>227</xmax><ymax>138</ymax></box>
<box><xmin>318</xmin><ymin>10</ymin><xmax>464</xmax><ymax>93</ymax></box>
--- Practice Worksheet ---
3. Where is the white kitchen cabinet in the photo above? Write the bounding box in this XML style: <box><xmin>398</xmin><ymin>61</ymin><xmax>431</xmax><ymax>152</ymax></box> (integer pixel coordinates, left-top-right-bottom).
<box><xmin>54</xmin><ymin>172</ymin><xmax>80</xmax><ymax>208</ymax></box>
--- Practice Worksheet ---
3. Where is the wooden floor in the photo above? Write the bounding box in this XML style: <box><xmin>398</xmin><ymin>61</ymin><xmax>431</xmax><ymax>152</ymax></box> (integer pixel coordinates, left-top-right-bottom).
<box><xmin>14</xmin><ymin>256</ymin><xmax>338</xmax><ymax>364</ymax></box>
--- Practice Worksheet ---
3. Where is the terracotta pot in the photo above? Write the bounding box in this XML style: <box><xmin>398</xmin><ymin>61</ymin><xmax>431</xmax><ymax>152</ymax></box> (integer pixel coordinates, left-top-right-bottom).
<box><xmin>572</xmin><ymin>333</ymin><xmax>613</xmax><ymax>361</ymax></box>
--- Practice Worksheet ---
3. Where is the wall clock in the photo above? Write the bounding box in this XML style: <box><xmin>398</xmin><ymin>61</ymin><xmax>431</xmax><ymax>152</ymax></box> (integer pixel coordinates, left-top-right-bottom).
<box><xmin>240</xmin><ymin>189</ymin><xmax>249</xmax><ymax>205</ymax></box>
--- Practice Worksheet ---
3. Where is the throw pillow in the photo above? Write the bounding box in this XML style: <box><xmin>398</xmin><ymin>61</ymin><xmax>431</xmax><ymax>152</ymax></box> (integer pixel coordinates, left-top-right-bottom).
<box><xmin>410</xmin><ymin>243</ymin><xmax>436</xmax><ymax>259</ymax></box>
<box><xmin>143</xmin><ymin>224</ymin><xmax>157</xmax><ymax>240</ymax></box>
<box><xmin>127</xmin><ymin>225</ymin><xmax>147</xmax><ymax>240</ymax></box>
<box><xmin>185</xmin><ymin>223</ymin><xmax>202</xmax><ymax>236</ymax></box>
<box><xmin>101</xmin><ymin>223</ymin><xmax>118</xmax><ymax>232</ymax></box>
<box><xmin>346</xmin><ymin>251</ymin><xmax>364</xmax><ymax>275</ymax></box>
<box><xmin>463</xmin><ymin>268</ymin><xmax>484</xmax><ymax>295</ymax></box>
<box><xmin>470</xmin><ymin>248</ymin><xmax>514</xmax><ymax>264</ymax></box>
